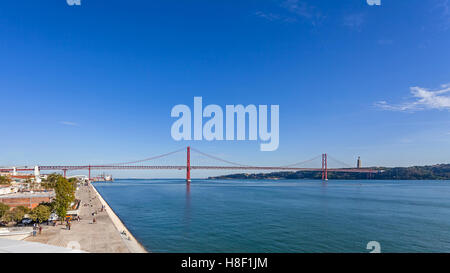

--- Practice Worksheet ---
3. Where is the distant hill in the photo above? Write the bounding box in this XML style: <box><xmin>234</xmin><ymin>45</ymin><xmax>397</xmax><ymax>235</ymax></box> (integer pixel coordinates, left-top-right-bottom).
<box><xmin>208</xmin><ymin>164</ymin><xmax>450</xmax><ymax>180</ymax></box>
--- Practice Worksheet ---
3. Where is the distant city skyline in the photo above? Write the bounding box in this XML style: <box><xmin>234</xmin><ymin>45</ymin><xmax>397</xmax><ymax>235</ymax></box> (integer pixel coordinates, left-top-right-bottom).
<box><xmin>1</xmin><ymin>1</ymin><xmax>449</xmax><ymax>178</ymax></box>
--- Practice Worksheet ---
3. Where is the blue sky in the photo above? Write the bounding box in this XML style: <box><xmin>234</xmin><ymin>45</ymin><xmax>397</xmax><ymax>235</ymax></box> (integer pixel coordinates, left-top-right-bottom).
<box><xmin>1</xmin><ymin>0</ymin><xmax>449</xmax><ymax>178</ymax></box>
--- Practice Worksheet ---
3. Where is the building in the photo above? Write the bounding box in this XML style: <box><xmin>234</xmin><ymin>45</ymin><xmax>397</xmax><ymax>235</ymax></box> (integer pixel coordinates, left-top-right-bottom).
<box><xmin>0</xmin><ymin>166</ymin><xmax>42</xmax><ymax>183</ymax></box>
<box><xmin>0</xmin><ymin>191</ymin><xmax>55</xmax><ymax>209</ymax></box>
<box><xmin>0</xmin><ymin>186</ymin><xmax>19</xmax><ymax>196</ymax></box>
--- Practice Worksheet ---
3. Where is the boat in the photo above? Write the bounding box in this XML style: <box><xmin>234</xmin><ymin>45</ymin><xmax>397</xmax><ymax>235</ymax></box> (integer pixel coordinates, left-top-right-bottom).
<box><xmin>92</xmin><ymin>174</ymin><xmax>114</xmax><ymax>182</ymax></box>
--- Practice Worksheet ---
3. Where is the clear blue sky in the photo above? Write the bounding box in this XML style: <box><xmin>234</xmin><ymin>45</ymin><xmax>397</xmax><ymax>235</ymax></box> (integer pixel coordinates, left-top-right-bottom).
<box><xmin>1</xmin><ymin>1</ymin><xmax>449</xmax><ymax>178</ymax></box>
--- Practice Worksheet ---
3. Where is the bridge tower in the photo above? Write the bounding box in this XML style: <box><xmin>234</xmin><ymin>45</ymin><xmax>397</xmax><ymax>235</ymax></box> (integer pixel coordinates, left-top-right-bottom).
<box><xmin>321</xmin><ymin>154</ymin><xmax>328</xmax><ymax>181</ymax></box>
<box><xmin>186</xmin><ymin>146</ymin><xmax>191</xmax><ymax>184</ymax></box>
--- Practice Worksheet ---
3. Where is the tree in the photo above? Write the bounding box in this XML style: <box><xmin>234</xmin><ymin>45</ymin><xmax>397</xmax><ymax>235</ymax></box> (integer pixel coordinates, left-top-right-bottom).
<box><xmin>1</xmin><ymin>207</ymin><xmax>28</xmax><ymax>223</ymax></box>
<box><xmin>68</xmin><ymin>177</ymin><xmax>78</xmax><ymax>189</ymax></box>
<box><xmin>0</xmin><ymin>203</ymin><xmax>10</xmax><ymax>218</ymax></box>
<box><xmin>54</xmin><ymin>175</ymin><xmax>75</xmax><ymax>222</ymax></box>
<box><xmin>39</xmin><ymin>201</ymin><xmax>55</xmax><ymax>212</ymax></box>
<box><xmin>15</xmin><ymin>206</ymin><xmax>31</xmax><ymax>215</ymax></box>
<box><xmin>30</xmin><ymin>204</ymin><xmax>51</xmax><ymax>223</ymax></box>
<box><xmin>0</xmin><ymin>176</ymin><xmax>11</xmax><ymax>185</ymax></box>
<box><xmin>1</xmin><ymin>211</ymin><xmax>15</xmax><ymax>223</ymax></box>
<box><xmin>41</xmin><ymin>173</ymin><xmax>60</xmax><ymax>189</ymax></box>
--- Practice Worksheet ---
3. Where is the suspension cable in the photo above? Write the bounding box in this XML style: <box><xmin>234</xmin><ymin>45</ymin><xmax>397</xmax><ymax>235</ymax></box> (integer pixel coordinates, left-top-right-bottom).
<box><xmin>327</xmin><ymin>155</ymin><xmax>353</xmax><ymax>168</ymax></box>
<box><xmin>103</xmin><ymin>147</ymin><xmax>186</xmax><ymax>166</ymax></box>
<box><xmin>190</xmin><ymin>147</ymin><xmax>253</xmax><ymax>167</ymax></box>
<box><xmin>279</xmin><ymin>154</ymin><xmax>322</xmax><ymax>168</ymax></box>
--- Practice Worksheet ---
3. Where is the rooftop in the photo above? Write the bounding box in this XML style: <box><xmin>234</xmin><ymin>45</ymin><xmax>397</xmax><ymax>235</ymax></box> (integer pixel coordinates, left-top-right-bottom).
<box><xmin>0</xmin><ymin>191</ymin><xmax>55</xmax><ymax>198</ymax></box>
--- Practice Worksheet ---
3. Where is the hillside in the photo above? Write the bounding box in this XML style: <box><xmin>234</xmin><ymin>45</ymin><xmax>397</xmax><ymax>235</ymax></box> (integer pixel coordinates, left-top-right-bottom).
<box><xmin>208</xmin><ymin>164</ymin><xmax>450</xmax><ymax>180</ymax></box>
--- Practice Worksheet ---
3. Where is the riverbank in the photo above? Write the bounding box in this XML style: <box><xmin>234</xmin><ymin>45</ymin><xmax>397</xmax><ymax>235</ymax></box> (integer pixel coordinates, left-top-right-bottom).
<box><xmin>24</xmin><ymin>183</ymin><xmax>147</xmax><ymax>253</ymax></box>
<box><xmin>208</xmin><ymin>164</ymin><xmax>450</xmax><ymax>180</ymax></box>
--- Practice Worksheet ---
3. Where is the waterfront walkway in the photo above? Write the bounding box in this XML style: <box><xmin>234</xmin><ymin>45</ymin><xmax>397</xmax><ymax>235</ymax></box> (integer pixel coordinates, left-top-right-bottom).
<box><xmin>25</xmin><ymin>184</ymin><xmax>147</xmax><ymax>253</ymax></box>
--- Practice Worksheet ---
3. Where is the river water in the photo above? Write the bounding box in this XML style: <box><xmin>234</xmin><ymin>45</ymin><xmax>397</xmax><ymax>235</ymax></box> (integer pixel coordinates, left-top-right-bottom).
<box><xmin>93</xmin><ymin>179</ymin><xmax>450</xmax><ymax>253</ymax></box>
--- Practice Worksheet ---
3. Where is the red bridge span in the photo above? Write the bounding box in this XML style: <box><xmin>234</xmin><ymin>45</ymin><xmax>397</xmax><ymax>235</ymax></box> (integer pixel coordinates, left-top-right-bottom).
<box><xmin>2</xmin><ymin>147</ymin><xmax>379</xmax><ymax>182</ymax></box>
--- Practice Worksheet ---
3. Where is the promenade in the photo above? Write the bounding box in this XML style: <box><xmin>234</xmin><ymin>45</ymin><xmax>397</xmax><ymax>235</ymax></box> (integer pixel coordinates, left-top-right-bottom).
<box><xmin>25</xmin><ymin>183</ymin><xmax>147</xmax><ymax>253</ymax></box>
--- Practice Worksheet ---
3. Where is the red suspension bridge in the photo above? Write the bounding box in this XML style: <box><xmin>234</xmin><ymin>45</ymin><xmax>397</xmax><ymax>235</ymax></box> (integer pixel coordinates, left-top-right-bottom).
<box><xmin>1</xmin><ymin>147</ymin><xmax>379</xmax><ymax>182</ymax></box>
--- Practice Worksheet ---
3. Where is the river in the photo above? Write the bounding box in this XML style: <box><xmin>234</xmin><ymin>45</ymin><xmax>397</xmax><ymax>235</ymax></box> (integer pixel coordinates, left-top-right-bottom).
<box><xmin>93</xmin><ymin>179</ymin><xmax>450</xmax><ymax>253</ymax></box>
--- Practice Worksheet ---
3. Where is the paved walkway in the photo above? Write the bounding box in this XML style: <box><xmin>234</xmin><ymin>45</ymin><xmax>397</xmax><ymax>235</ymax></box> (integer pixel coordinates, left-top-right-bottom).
<box><xmin>25</xmin><ymin>184</ymin><xmax>146</xmax><ymax>253</ymax></box>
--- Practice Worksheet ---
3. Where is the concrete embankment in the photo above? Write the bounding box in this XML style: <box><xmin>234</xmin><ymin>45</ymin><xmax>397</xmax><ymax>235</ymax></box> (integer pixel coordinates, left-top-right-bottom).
<box><xmin>90</xmin><ymin>183</ymin><xmax>148</xmax><ymax>253</ymax></box>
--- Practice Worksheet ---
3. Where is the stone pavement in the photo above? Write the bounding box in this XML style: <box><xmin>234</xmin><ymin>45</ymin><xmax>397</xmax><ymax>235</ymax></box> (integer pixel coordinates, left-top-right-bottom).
<box><xmin>24</xmin><ymin>184</ymin><xmax>136</xmax><ymax>253</ymax></box>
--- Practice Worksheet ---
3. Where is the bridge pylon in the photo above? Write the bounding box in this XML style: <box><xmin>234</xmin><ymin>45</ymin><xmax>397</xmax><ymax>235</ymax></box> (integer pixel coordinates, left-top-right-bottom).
<box><xmin>322</xmin><ymin>154</ymin><xmax>328</xmax><ymax>181</ymax></box>
<box><xmin>186</xmin><ymin>146</ymin><xmax>191</xmax><ymax>184</ymax></box>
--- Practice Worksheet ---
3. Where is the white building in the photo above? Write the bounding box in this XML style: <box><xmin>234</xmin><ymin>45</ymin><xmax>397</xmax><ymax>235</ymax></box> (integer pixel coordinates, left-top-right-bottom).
<box><xmin>0</xmin><ymin>186</ymin><xmax>19</xmax><ymax>196</ymax></box>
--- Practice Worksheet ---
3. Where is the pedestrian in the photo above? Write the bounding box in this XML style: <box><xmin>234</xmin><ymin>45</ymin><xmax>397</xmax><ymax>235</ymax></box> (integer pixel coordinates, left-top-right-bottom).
<box><xmin>93</xmin><ymin>217</ymin><xmax>96</xmax><ymax>224</ymax></box>
<box><xmin>39</xmin><ymin>225</ymin><xmax>42</xmax><ymax>235</ymax></box>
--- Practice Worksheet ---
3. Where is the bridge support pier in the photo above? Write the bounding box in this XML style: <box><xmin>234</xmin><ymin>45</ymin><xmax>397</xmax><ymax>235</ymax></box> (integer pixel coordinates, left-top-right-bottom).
<box><xmin>186</xmin><ymin>146</ymin><xmax>191</xmax><ymax>184</ymax></box>
<box><xmin>34</xmin><ymin>166</ymin><xmax>42</xmax><ymax>183</ymax></box>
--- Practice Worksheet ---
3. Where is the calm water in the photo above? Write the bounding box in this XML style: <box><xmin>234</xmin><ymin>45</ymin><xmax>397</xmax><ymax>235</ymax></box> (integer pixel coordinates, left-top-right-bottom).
<box><xmin>93</xmin><ymin>179</ymin><xmax>450</xmax><ymax>253</ymax></box>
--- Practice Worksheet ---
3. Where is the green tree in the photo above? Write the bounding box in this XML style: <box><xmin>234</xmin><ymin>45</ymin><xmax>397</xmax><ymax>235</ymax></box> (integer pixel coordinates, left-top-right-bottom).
<box><xmin>68</xmin><ymin>177</ymin><xmax>78</xmax><ymax>189</ymax></box>
<box><xmin>0</xmin><ymin>176</ymin><xmax>11</xmax><ymax>185</ymax></box>
<box><xmin>54</xmin><ymin>175</ymin><xmax>75</xmax><ymax>222</ymax></box>
<box><xmin>30</xmin><ymin>204</ymin><xmax>51</xmax><ymax>223</ymax></box>
<box><xmin>1</xmin><ymin>211</ymin><xmax>15</xmax><ymax>223</ymax></box>
<box><xmin>15</xmin><ymin>206</ymin><xmax>31</xmax><ymax>215</ymax></box>
<box><xmin>41</xmin><ymin>173</ymin><xmax>60</xmax><ymax>189</ymax></box>
<box><xmin>0</xmin><ymin>203</ymin><xmax>10</xmax><ymax>218</ymax></box>
<box><xmin>39</xmin><ymin>201</ymin><xmax>55</xmax><ymax>212</ymax></box>
<box><xmin>1</xmin><ymin>207</ymin><xmax>28</xmax><ymax>223</ymax></box>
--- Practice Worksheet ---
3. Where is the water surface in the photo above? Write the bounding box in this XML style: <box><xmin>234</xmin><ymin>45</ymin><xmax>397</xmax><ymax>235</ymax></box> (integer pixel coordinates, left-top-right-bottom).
<box><xmin>93</xmin><ymin>179</ymin><xmax>450</xmax><ymax>252</ymax></box>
